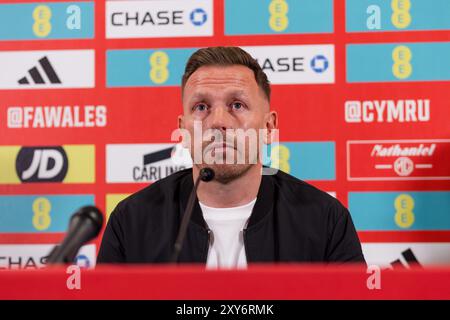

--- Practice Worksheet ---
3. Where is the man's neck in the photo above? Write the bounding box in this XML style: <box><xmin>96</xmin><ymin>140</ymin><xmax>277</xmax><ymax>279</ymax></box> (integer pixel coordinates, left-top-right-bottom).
<box><xmin>194</xmin><ymin>165</ymin><xmax>262</xmax><ymax>208</ymax></box>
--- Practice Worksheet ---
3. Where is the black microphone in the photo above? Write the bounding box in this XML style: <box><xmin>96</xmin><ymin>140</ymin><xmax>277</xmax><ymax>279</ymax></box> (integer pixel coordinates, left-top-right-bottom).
<box><xmin>46</xmin><ymin>206</ymin><xmax>104</xmax><ymax>265</ymax></box>
<box><xmin>171</xmin><ymin>167</ymin><xmax>215</xmax><ymax>263</ymax></box>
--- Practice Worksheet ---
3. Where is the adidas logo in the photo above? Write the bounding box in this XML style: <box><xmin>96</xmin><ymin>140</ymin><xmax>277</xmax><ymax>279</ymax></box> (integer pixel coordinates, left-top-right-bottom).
<box><xmin>18</xmin><ymin>56</ymin><xmax>62</xmax><ymax>85</ymax></box>
<box><xmin>389</xmin><ymin>248</ymin><xmax>422</xmax><ymax>269</ymax></box>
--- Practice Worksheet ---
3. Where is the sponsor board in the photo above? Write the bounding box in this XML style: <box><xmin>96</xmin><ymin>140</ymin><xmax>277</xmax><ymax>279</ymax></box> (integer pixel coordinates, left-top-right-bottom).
<box><xmin>0</xmin><ymin>1</ymin><xmax>94</xmax><ymax>40</ymax></box>
<box><xmin>107</xmin><ymin>48</ymin><xmax>196</xmax><ymax>87</ymax></box>
<box><xmin>346</xmin><ymin>0</ymin><xmax>450</xmax><ymax>32</ymax></box>
<box><xmin>106</xmin><ymin>0</ymin><xmax>213</xmax><ymax>38</ymax></box>
<box><xmin>0</xmin><ymin>50</ymin><xmax>94</xmax><ymax>89</ymax></box>
<box><xmin>0</xmin><ymin>195</ymin><xmax>95</xmax><ymax>233</ymax></box>
<box><xmin>243</xmin><ymin>45</ymin><xmax>334</xmax><ymax>84</ymax></box>
<box><xmin>264</xmin><ymin>142</ymin><xmax>336</xmax><ymax>181</ymax></box>
<box><xmin>6</xmin><ymin>105</ymin><xmax>107</xmax><ymax>129</ymax></box>
<box><xmin>345</xmin><ymin>99</ymin><xmax>430</xmax><ymax>123</ymax></box>
<box><xmin>225</xmin><ymin>0</ymin><xmax>333</xmax><ymax>35</ymax></box>
<box><xmin>349</xmin><ymin>191</ymin><xmax>450</xmax><ymax>231</ymax></box>
<box><xmin>106</xmin><ymin>143</ymin><xmax>192</xmax><ymax>183</ymax></box>
<box><xmin>347</xmin><ymin>42</ymin><xmax>450</xmax><ymax>82</ymax></box>
<box><xmin>0</xmin><ymin>244</ymin><xmax>96</xmax><ymax>269</ymax></box>
<box><xmin>347</xmin><ymin>140</ymin><xmax>450</xmax><ymax>180</ymax></box>
<box><xmin>0</xmin><ymin>145</ymin><xmax>95</xmax><ymax>184</ymax></box>
<box><xmin>362</xmin><ymin>243</ymin><xmax>450</xmax><ymax>267</ymax></box>
<box><xmin>107</xmin><ymin>45</ymin><xmax>334</xmax><ymax>87</ymax></box>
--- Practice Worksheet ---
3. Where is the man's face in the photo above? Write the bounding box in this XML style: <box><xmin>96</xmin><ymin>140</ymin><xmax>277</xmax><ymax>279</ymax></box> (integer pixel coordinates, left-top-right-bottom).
<box><xmin>179</xmin><ymin>65</ymin><xmax>277</xmax><ymax>183</ymax></box>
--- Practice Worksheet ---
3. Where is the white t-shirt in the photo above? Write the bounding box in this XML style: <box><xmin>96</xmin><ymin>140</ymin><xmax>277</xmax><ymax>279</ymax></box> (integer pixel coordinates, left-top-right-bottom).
<box><xmin>199</xmin><ymin>198</ymin><xmax>257</xmax><ymax>270</ymax></box>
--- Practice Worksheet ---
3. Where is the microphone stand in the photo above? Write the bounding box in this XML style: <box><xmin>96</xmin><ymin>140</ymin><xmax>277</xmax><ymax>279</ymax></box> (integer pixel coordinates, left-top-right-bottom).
<box><xmin>171</xmin><ymin>168</ymin><xmax>214</xmax><ymax>263</ymax></box>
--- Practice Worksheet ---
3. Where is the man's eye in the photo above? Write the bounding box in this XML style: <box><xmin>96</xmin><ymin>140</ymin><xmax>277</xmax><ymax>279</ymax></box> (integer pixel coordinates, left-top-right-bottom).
<box><xmin>194</xmin><ymin>103</ymin><xmax>208</xmax><ymax>112</ymax></box>
<box><xmin>231</xmin><ymin>102</ymin><xmax>243</xmax><ymax>110</ymax></box>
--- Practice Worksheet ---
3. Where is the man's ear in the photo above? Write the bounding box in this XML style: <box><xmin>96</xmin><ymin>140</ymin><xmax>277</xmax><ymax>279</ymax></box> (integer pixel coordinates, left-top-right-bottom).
<box><xmin>178</xmin><ymin>114</ymin><xmax>184</xmax><ymax>130</ymax></box>
<box><xmin>264</xmin><ymin>110</ymin><xmax>278</xmax><ymax>144</ymax></box>
<box><xmin>177</xmin><ymin>115</ymin><xmax>190</xmax><ymax>149</ymax></box>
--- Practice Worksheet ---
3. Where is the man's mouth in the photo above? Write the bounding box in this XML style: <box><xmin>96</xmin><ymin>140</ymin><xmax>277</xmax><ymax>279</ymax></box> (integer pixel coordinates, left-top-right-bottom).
<box><xmin>205</xmin><ymin>142</ymin><xmax>236</xmax><ymax>154</ymax></box>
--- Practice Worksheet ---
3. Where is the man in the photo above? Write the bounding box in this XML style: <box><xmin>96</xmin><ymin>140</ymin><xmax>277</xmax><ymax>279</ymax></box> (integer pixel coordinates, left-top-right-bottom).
<box><xmin>97</xmin><ymin>46</ymin><xmax>365</xmax><ymax>266</ymax></box>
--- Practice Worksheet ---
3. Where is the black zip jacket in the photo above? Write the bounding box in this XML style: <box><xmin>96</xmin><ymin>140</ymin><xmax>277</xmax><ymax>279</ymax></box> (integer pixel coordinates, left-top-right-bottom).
<box><xmin>97</xmin><ymin>168</ymin><xmax>365</xmax><ymax>264</ymax></box>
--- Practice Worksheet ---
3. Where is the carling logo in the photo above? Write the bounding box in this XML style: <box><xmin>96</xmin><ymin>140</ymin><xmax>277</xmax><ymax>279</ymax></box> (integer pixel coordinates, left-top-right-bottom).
<box><xmin>106</xmin><ymin>143</ymin><xmax>192</xmax><ymax>183</ymax></box>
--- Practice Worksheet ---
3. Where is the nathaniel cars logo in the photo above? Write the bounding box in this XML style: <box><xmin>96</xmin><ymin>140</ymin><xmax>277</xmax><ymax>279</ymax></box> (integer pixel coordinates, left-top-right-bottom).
<box><xmin>243</xmin><ymin>45</ymin><xmax>334</xmax><ymax>84</ymax></box>
<box><xmin>106</xmin><ymin>0</ymin><xmax>213</xmax><ymax>39</ymax></box>
<box><xmin>347</xmin><ymin>139</ymin><xmax>450</xmax><ymax>180</ymax></box>
<box><xmin>106</xmin><ymin>144</ymin><xmax>193</xmax><ymax>183</ymax></box>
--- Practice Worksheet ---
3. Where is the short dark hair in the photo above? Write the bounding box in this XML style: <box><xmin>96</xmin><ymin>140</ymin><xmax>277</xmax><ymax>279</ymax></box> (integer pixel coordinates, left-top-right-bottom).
<box><xmin>181</xmin><ymin>46</ymin><xmax>271</xmax><ymax>101</ymax></box>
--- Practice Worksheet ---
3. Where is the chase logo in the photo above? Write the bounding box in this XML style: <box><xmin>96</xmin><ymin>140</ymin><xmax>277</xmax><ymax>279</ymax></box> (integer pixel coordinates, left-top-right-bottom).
<box><xmin>107</xmin><ymin>48</ymin><xmax>196</xmax><ymax>87</ymax></box>
<box><xmin>0</xmin><ymin>145</ymin><xmax>95</xmax><ymax>184</ymax></box>
<box><xmin>346</xmin><ymin>0</ymin><xmax>450</xmax><ymax>32</ymax></box>
<box><xmin>243</xmin><ymin>45</ymin><xmax>335</xmax><ymax>84</ymax></box>
<box><xmin>264</xmin><ymin>142</ymin><xmax>335</xmax><ymax>181</ymax></box>
<box><xmin>0</xmin><ymin>2</ymin><xmax>93</xmax><ymax>41</ymax></box>
<box><xmin>346</xmin><ymin>42</ymin><xmax>450</xmax><ymax>82</ymax></box>
<box><xmin>106</xmin><ymin>0</ymin><xmax>213</xmax><ymax>39</ymax></box>
<box><xmin>190</xmin><ymin>8</ymin><xmax>207</xmax><ymax>26</ymax></box>
<box><xmin>74</xmin><ymin>254</ymin><xmax>91</xmax><ymax>268</ymax></box>
<box><xmin>349</xmin><ymin>191</ymin><xmax>450</xmax><ymax>231</ymax></box>
<box><xmin>0</xmin><ymin>195</ymin><xmax>94</xmax><ymax>233</ymax></box>
<box><xmin>225</xmin><ymin>0</ymin><xmax>333</xmax><ymax>35</ymax></box>
<box><xmin>0</xmin><ymin>244</ymin><xmax>96</xmax><ymax>269</ymax></box>
<box><xmin>310</xmin><ymin>55</ymin><xmax>329</xmax><ymax>73</ymax></box>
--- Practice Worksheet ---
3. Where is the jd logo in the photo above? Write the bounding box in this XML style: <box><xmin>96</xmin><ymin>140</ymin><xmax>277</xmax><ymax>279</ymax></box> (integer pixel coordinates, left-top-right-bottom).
<box><xmin>16</xmin><ymin>146</ymin><xmax>68</xmax><ymax>182</ymax></box>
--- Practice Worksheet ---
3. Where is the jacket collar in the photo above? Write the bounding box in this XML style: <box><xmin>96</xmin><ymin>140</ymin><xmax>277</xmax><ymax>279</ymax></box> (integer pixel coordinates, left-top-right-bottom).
<box><xmin>179</xmin><ymin>168</ymin><xmax>275</xmax><ymax>229</ymax></box>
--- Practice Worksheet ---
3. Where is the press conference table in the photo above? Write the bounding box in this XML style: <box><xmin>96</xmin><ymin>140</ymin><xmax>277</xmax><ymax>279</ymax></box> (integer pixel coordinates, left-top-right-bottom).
<box><xmin>0</xmin><ymin>264</ymin><xmax>449</xmax><ymax>299</ymax></box>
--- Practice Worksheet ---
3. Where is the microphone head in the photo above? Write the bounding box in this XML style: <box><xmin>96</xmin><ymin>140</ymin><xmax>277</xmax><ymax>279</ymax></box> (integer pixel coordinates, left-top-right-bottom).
<box><xmin>199</xmin><ymin>167</ymin><xmax>215</xmax><ymax>182</ymax></box>
<box><xmin>70</xmin><ymin>205</ymin><xmax>104</xmax><ymax>236</ymax></box>
<box><xmin>47</xmin><ymin>205</ymin><xmax>104</xmax><ymax>265</ymax></box>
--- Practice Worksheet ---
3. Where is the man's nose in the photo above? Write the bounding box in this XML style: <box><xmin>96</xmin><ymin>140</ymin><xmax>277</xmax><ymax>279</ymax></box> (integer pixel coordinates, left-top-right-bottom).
<box><xmin>206</xmin><ymin>105</ymin><xmax>234</xmax><ymax>131</ymax></box>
